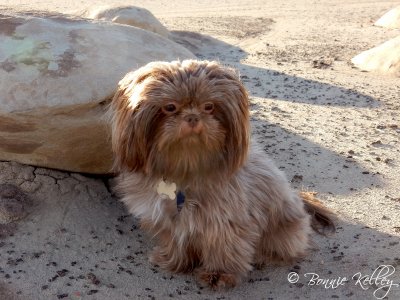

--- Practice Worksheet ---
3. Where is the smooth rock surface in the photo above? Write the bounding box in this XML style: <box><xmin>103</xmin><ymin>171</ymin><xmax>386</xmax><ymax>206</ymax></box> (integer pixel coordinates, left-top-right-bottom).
<box><xmin>375</xmin><ymin>6</ymin><xmax>400</xmax><ymax>29</ymax></box>
<box><xmin>81</xmin><ymin>5</ymin><xmax>170</xmax><ymax>38</ymax></box>
<box><xmin>351</xmin><ymin>35</ymin><xmax>400</xmax><ymax>76</ymax></box>
<box><xmin>0</xmin><ymin>13</ymin><xmax>195</xmax><ymax>174</ymax></box>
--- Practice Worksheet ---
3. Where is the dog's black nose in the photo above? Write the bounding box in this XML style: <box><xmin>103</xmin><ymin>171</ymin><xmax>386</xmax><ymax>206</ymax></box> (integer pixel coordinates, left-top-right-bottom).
<box><xmin>184</xmin><ymin>114</ymin><xmax>200</xmax><ymax>127</ymax></box>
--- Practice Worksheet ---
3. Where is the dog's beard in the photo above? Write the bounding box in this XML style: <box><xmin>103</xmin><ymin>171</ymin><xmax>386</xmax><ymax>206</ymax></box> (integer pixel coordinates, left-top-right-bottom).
<box><xmin>147</xmin><ymin>115</ymin><xmax>228</xmax><ymax>182</ymax></box>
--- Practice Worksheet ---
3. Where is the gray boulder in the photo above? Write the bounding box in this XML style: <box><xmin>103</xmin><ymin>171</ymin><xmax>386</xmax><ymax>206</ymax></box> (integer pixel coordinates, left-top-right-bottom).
<box><xmin>0</xmin><ymin>13</ymin><xmax>195</xmax><ymax>174</ymax></box>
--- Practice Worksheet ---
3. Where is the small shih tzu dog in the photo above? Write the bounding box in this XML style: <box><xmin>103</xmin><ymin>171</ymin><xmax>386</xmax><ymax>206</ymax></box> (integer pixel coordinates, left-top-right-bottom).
<box><xmin>109</xmin><ymin>60</ymin><xmax>334</xmax><ymax>288</ymax></box>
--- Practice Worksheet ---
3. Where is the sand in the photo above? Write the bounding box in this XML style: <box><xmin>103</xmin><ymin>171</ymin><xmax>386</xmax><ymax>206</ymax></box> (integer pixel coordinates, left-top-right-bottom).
<box><xmin>0</xmin><ymin>0</ymin><xmax>399</xmax><ymax>299</ymax></box>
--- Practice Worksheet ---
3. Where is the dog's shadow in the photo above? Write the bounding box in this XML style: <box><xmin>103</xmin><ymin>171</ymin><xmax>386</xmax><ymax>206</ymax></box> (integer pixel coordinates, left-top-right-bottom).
<box><xmin>207</xmin><ymin>219</ymin><xmax>400</xmax><ymax>299</ymax></box>
<box><xmin>171</xmin><ymin>30</ymin><xmax>383</xmax><ymax>196</ymax></box>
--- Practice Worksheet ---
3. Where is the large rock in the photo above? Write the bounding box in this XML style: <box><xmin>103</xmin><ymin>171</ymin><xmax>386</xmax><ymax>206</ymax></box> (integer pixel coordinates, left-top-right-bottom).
<box><xmin>375</xmin><ymin>6</ymin><xmax>400</xmax><ymax>29</ymax></box>
<box><xmin>81</xmin><ymin>5</ymin><xmax>170</xmax><ymax>38</ymax></box>
<box><xmin>351</xmin><ymin>36</ymin><xmax>400</xmax><ymax>77</ymax></box>
<box><xmin>0</xmin><ymin>13</ymin><xmax>195</xmax><ymax>174</ymax></box>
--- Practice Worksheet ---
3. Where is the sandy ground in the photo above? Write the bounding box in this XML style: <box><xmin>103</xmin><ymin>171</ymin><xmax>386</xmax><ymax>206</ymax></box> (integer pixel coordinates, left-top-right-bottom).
<box><xmin>1</xmin><ymin>0</ymin><xmax>400</xmax><ymax>299</ymax></box>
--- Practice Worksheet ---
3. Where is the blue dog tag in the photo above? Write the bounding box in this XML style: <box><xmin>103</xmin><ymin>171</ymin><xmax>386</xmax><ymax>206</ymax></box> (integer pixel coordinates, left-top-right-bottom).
<box><xmin>176</xmin><ymin>190</ymin><xmax>185</xmax><ymax>211</ymax></box>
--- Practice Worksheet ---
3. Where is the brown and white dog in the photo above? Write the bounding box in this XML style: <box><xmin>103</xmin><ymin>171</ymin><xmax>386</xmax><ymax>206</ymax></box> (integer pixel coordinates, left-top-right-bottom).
<box><xmin>109</xmin><ymin>60</ymin><xmax>334</xmax><ymax>288</ymax></box>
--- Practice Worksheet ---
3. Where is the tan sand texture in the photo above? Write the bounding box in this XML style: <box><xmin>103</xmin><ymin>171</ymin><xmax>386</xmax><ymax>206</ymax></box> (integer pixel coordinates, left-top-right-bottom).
<box><xmin>0</xmin><ymin>1</ymin><xmax>399</xmax><ymax>299</ymax></box>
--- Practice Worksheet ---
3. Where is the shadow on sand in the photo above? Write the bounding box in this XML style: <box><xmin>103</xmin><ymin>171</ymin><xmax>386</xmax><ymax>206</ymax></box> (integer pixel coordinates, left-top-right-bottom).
<box><xmin>1</xmin><ymin>181</ymin><xmax>398</xmax><ymax>300</ymax></box>
<box><xmin>171</xmin><ymin>31</ymin><xmax>383</xmax><ymax>196</ymax></box>
<box><xmin>171</xmin><ymin>31</ymin><xmax>379</xmax><ymax>108</ymax></box>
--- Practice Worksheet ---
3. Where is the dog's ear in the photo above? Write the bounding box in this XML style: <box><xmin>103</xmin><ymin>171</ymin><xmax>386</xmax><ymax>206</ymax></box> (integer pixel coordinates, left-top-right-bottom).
<box><xmin>204</xmin><ymin>62</ymin><xmax>251</xmax><ymax>174</ymax></box>
<box><xmin>110</xmin><ymin>67</ymin><xmax>155</xmax><ymax>173</ymax></box>
<box><xmin>225</xmin><ymin>72</ymin><xmax>250</xmax><ymax>175</ymax></box>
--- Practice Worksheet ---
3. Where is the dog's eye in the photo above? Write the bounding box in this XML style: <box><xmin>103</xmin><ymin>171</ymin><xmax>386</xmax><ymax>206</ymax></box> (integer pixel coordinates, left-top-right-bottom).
<box><xmin>163</xmin><ymin>103</ymin><xmax>177</xmax><ymax>113</ymax></box>
<box><xmin>203</xmin><ymin>102</ymin><xmax>214</xmax><ymax>113</ymax></box>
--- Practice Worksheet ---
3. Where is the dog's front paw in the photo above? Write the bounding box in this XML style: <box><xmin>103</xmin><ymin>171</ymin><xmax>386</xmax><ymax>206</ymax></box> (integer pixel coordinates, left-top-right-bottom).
<box><xmin>149</xmin><ymin>246</ymin><xmax>192</xmax><ymax>273</ymax></box>
<box><xmin>149</xmin><ymin>246</ymin><xmax>166</xmax><ymax>267</ymax></box>
<box><xmin>196</xmin><ymin>270</ymin><xmax>239</xmax><ymax>289</ymax></box>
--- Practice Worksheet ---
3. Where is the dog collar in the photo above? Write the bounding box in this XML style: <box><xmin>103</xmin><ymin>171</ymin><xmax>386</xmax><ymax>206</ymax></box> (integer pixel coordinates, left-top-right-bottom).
<box><xmin>156</xmin><ymin>179</ymin><xmax>185</xmax><ymax>211</ymax></box>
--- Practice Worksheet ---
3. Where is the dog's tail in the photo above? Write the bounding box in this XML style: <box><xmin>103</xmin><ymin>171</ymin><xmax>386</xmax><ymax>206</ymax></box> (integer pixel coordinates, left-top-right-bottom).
<box><xmin>300</xmin><ymin>191</ymin><xmax>336</xmax><ymax>235</ymax></box>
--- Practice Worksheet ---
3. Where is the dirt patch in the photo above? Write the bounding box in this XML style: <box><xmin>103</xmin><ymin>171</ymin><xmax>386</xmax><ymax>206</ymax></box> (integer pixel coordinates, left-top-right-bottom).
<box><xmin>0</xmin><ymin>183</ymin><xmax>32</xmax><ymax>224</ymax></box>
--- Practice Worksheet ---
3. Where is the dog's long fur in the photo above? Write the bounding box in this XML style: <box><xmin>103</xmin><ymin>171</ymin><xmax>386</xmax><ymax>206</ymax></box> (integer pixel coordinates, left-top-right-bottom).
<box><xmin>110</xmin><ymin>60</ymin><xmax>334</xmax><ymax>288</ymax></box>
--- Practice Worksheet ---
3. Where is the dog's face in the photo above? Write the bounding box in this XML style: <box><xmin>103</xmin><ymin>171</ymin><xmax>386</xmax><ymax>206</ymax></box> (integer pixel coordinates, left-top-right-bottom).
<box><xmin>110</xmin><ymin>60</ymin><xmax>250</xmax><ymax>181</ymax></box>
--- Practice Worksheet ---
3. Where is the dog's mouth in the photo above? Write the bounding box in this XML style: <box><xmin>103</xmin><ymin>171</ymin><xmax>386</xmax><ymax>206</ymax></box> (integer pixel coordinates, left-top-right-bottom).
<box><xmin>177</xmin><ymin>132</ymin><xmax>204</xmax><ymax>149</ymax></box>
<box><xmin>179</xmin><ymin>120</ymin><xmax>204</xmax><ymax>138</ymax></box>
<box><xmin>180</xmin><ymin>127</ymin><xmax>202</xmax><ymax>138</ymax></box>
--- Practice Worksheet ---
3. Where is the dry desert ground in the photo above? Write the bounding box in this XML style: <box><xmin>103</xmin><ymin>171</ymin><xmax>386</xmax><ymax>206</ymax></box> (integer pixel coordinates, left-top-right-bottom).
<box><xmin>0</xmin><ymin>0</ymin><xmax>399</xmax><ymax>299</ymax></box>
